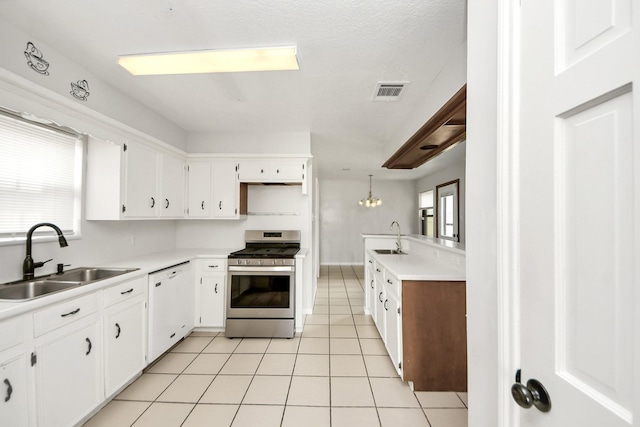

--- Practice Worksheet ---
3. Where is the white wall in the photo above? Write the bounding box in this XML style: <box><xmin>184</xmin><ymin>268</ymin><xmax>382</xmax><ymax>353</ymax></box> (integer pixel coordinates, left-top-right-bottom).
<box><xmin>415</xmin><ymin>142</ymin><xmax>466</xmax><ymax>243</ymax></box>
<box><xmin>318</xmin><ymin>178</ymin><xmax>417</xmax><ymax>265</ymax></box>
<box><xmin>188</xmin><ymin>131</ymin><xmax>311</xmax><ymax>154</ymax></box>
<box><xmin>175</xmin><ymin>185</ymin><xmax>312</xmax><ymax>251</ymax></box>
<box><xmin>0</xmin><ymin>19</ymin><xmax>187</xmax><ymax>284</ymax></box>
<box><xmin>0</xmin><ymin>16</ymin><xmax>187</xmax><ymax>150</ymax></box>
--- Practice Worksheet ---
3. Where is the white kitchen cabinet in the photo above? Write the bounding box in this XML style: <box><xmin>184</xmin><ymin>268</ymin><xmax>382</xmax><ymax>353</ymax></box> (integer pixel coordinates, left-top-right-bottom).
<box><xmin>86</xmin><ymin>137</ymin><xmax>186</xmax><ymax>220</ymax></box>
<box><xmin>187</xmin><ymin>161</ymin><xmax>212</xmax><ymax>218</ymax></box>
<box><xmin>0</xmin><ymin>352</ymin><xmax>29</xmax><ymax>427</ymax></box>
<box><xmin>123</xmin><ymin>141</ymin><xmax>159</xmax><ymax>218</ymax></box>
<box><xmin>365</xmin><ymin>256</ymin><xmax>375</xmax><ymax>317</ymax></box>
<box><xmin>103</xmin><ymin>276</ymin><xmax>147</xmax><ymax>397</ymax></box>
<box><xmin>159</xmin><ymin>152</ymin><xmax>186</xmax><ymax>218</ymax></box>
<box><xmin>212</xmin><ymin>160</ymin><xmax>241</xmax><ymax>219</ymax></box>
<box><xmin>196</xmin><ymin>259</ymin><xmax>226</xmax><ymax>328</ymax></box>
<box><xmin>148</xmin><ymin>262</ymin><xmax>193</xmax><ymax>361</ymax></box>
<box><xmin>373</xmin><ymin>264</ymin><xmax>385</xmax><ymax>340</ymax></box>
<box><xmin>238</xmin><ymin>159</ymin><xmax>306</xmax><ymax>182</ymax></box>
<box><xmin>383</xmin><ymin>281</ymin><xmax>402</xmax><ymax>375</ymax></box>
<box><xmin>34</xmin><ymin>318</ymin><xmax>101</xmax><ymax>427</ymax></box>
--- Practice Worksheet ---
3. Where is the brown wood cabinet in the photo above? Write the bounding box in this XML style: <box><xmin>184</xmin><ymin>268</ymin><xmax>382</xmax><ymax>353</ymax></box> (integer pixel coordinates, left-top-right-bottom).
<box><xmin>402</xmin><ymin>280</ymin><xmax>467</xmax><ymax>391</ymax></box>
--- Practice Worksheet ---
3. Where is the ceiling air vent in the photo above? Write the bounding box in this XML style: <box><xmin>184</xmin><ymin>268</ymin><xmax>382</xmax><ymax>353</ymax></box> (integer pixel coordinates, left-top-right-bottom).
<box><xmin>373</xmin><ymin>82</ymin><xmax>408</xmax><ymax>101</ymax></box>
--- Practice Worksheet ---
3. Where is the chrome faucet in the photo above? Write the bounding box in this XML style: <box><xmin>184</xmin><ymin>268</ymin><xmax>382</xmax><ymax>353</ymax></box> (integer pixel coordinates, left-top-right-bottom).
<box><xmin>23</xmin><ymin>223</ymin><xmax>68</xmax><ymax>280</ymax></box>
<box><xmin>389</xmin><ymin>221</ymin><xmax>402</xmax><ymax>253</ymax></box>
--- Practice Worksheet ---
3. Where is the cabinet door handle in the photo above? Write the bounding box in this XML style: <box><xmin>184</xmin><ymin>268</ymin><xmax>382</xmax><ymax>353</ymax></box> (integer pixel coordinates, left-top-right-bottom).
<box><xmin>85</xmin><ymin>338</ymin><xmax>92</xmax><ymax>355</ymax></box>
<box><xmin>4</xmin><ymin>379</ymin><xmax>12</xmax><ymax>402</ymax></box>
<box><xmin>61</xmin><ymin>308</ymin><xmax>80</xmax><ymax>317</ymax></box>
<box><xmin>165</xmin><ymin>198</ymin><xmax>170</xmax><ymax>209</ymax></box>
<box><xmin>201</xmin><ymin>201</ymin><xmax>205</xmax><ymax>210</ymax></box>
<box><xmin>150</xmin><ymin>197</ymin><xmax>155</xmax><ymax>208</ymax></box>
<box><xmin>208</xmin><ymin>264</ymin><xmax>219</xmax><ymax>268</ymax></box>
<box><xmin>155</xmin><ymin>282</ymin><xmax>162</xmax><ymax>287</ymax></box>
<box><xmin>370</xmin><ymin>280</ymin><xmax>374</xmax><ymax>289</ymax></box>
<box><xmin>260</xmin><ymin>169</ymin><xmax>264</xmax><ymax>173</ymax></box>
<box><xmin>115</xmin><ymin>323</ymin><xmax>121</xmax><ymax>339</ymax></box>
<box><xmin>368</xmin><ymin>260</ymin><xmax>373</xmax><ymax>264</ymax></box>
<box><xmin>215</xmin><ymin>283</ymin><xmax>218</xmax><ymax>293</ymax></box>
<box><xmin>387</xmin><ymin>279</ymin><xmax>392</xmax><ymax>284</ymax></box>
<box><xmin>120</xmin><ymin>288</ymin><xmax>134</xmax><ymax>295</ymax></box>
<box><xmin>170</xmin><ymin>333</ymin><xmax>176</xmax><ymax>338</ymax></box>
<box><xmin>219</xmin><ymin>201</ymin><xmax>222</xmax><ymax>210</ymax></box>
<box><xmin>384</xmin><ymin>299</ymin><xmax>388</xmax><ymax>310</ymax></box>
<box><xmin>376</xmin><ymin>268</ymin><xmax>381</xmax><ymax>272</ymax></box>
<box><xmin>379</xmin><ymin>292</ymin><xmax>383</xmax><ymax>302</ymax></box>
<box><xmin>276</xmin><ymin>169</ymin><xmax>280</xmax><ymax>173</ymax></box>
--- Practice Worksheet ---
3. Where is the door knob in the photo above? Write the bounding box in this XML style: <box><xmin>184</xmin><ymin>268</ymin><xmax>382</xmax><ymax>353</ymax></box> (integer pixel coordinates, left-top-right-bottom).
<box><xmin>511</xmin><ymin>369</ymin><xmax>552</xmax><ymax>413</ymax></box>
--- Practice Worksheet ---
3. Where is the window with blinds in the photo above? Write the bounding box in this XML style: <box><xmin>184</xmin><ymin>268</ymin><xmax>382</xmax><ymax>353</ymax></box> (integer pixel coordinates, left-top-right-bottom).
<box><xmin>0</xmin><ymin>111</ymin><xmax>83</xmax><ymax>243</ymax></box>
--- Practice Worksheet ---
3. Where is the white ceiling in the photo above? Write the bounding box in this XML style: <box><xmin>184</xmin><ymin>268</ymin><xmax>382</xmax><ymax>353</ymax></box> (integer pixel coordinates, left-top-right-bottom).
<box><xmin>0</xmin><ymin>0</ymin><xmax>467</xmax><ymax>180</ymax></box>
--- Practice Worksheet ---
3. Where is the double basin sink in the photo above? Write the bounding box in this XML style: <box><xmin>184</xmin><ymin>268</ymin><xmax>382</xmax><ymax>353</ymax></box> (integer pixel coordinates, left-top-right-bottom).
<box><xmin>374</xmin><ymin>249</ymin><xmax>407</xmax><ymax>255</ymax></box>
<box><xmin>0</xmin><ymin>267</ymin><xmax>139</xmax><ymax>301</ymax></box>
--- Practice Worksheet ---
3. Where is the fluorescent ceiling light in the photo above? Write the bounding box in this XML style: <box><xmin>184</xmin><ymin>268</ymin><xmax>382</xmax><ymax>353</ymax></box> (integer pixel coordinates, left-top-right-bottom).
<box><xmin>117</xmin><ymin>46</ymin><xmax>299</xmax><ymax>75</ymax></box>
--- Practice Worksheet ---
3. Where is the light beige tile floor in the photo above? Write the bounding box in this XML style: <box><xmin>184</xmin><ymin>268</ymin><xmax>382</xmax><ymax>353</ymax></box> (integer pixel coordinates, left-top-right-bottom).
<box><xmin>84</xmin><ymin>265</ymin><xmax>468</xmax><ymax>427</ymax></box>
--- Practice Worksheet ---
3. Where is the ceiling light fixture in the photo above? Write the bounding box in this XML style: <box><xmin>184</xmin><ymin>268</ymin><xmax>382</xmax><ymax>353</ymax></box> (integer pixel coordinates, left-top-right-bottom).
<box><xmin>359</xmin><ymin>175</ymin><xmax>382</xmax><ymax>207</ymax></box>
<box><xmin>117</xmin><ymin>46</ymin><xmax>299</xmax><ymax>75</ymax></box>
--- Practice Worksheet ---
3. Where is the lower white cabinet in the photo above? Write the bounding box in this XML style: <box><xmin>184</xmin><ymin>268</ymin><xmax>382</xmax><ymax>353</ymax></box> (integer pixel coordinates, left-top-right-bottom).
<box><xmin>34</xmin><ymin>318</ymin><xmax>102</xmax><ymax>427</ymax></box>
<box><xmin>196</xmin><ymin>259</ymin><xmax>226</xmax><ymax>328</ymax></box>
<box><xmin>199</xmin><ymin>274</ymin><xmax>225</xmax><ymax>327</ymax></box>
<box><xmin>383</xmin><ymin>287</ymin><xmax>402</xmax><ymax>374</ymax></box>
<box><xmin>148</xmin><ymin>262</ymin><xmax>193</xmax><ymax>361</ymax></box>
<box><xmin>103</xmin><ymin>295</ymin><xmax>146</xmax><ymax>397</ymax></box>
<box><xmin>0</xmin><ymin>352</ymin><xmax>29</xmax><ymax>427</ymax></box>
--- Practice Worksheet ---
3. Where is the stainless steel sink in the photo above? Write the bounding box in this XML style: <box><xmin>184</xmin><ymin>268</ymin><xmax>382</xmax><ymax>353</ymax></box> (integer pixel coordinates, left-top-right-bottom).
<box><xmin>52</xmin><ymin>267</ymin><xmax>138</xmax><ymax>283</ymax></box>
<box><xmin>374</xmin><ymin>249</ymin><xmax>407</xmax><ymax>255</ymax></box>
<box><xmin>0</xmin><ymin>267</ymin><xmax>139</xmax><ymax>301</ymax></box>
<box><xmin>0</xmin><ymin>280</ymin><xmax>82</xmax><ymax>301</ymax></box>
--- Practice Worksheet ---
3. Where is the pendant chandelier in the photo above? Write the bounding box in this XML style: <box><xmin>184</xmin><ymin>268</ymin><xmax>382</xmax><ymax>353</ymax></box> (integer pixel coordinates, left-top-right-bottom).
<box><xmin>359</xmin><ymin>175</ymin><xmax>382</xmax><ymax>207</ymax></box>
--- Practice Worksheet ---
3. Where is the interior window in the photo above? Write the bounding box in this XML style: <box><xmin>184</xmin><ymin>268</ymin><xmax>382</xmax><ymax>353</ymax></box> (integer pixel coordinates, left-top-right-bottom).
<box><xmin>418</xmin><ymin>190</ymin><xmax>434</xmax><ymax>237</ymax></box>
<box><xmin>0</xmin><ymin>109</ymin><xmax>83</xmax><ymax>244</ymax></box>
<box><xmin>436</xmin><ymin>180</ymin><xmax>459</xmax><ymax>241</ymax></box>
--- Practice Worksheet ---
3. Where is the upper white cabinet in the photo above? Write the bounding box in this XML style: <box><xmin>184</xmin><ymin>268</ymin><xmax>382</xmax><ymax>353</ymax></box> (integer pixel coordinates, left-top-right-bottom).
<box><xmin>123</xmin><ymin>142</ymin><xmax>158</xmax><ymax>218</ymax></box>
<box><xmin>212</xmin><ymin>161</ymin><xmax>240</xmax><ymax>218</ymax></box>
<box><xmin>186</xmin><ymin>160</ymin><xmax>243</xmax><ymax>219</ymax></box>
<box><xmin>86</xmin><ymin>138</ymin><xmax>186</xmax><ymax>220</ymax></box>
<box><xmin>159</xmin><ymin>152</ymin><xmax>186</xmax><ymax>218</ymax></box>
<box><xmin>187</xmin><ymin>161</ymin><xmax>212</xmax><ymax>218</ymax></box>
<box><xmin>238</xmin><ymin>159</ymin><xmax>306</xmax><ymax>182</ymax></box>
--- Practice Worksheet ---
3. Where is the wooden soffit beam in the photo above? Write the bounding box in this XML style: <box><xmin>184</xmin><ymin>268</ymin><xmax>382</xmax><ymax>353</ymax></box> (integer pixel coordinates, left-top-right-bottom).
<box><xmin>382</xmin><ymin>84</ymin><xmax>466</xmax><ymax>169</ymax></box>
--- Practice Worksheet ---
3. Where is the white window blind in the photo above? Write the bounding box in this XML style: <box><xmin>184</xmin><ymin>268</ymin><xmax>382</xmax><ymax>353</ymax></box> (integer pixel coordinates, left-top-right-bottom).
<box><xmin>0</xmin><ymin>111</ymin><xmax>82</xmax><ymax>240</ymax></box>
<box><xmin>419</xmin><ymin>190</ymin><xmax>434</xmax><ymax>208</ymax></box>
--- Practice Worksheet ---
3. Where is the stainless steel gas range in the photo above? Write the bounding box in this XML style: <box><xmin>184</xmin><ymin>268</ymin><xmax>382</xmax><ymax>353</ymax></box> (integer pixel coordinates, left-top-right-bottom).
<box><xmin>226</xmin><ymin>230</ymin><xmax>300</xmax><ymax>338</ymax></box>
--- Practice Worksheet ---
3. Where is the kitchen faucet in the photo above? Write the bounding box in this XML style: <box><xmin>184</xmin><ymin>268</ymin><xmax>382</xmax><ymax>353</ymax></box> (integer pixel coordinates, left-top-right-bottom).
<box><xmin>389</xmin><ymin>221</ymin><xmax>402</xmax><ymax>253</ymax></box>
<box><xmin>23</xmin><ymin>222</ymin><xmax>68</xmax><ymax>280</ymax></box>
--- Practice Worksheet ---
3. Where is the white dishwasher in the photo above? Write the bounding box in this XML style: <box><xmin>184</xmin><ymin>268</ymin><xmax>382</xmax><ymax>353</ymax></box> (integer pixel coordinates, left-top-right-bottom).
<box><xmin>147</xmin><ymin>261</ymin><xmax>193</xmax><ymax>362</ymax></box>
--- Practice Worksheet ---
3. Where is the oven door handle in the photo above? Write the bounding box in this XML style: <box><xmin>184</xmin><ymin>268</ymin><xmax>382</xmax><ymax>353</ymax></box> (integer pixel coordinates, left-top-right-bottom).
<box><xmin>228</xmin><ymin>266</ymin><xmax>295</xmax><ymax>273</ymax></box>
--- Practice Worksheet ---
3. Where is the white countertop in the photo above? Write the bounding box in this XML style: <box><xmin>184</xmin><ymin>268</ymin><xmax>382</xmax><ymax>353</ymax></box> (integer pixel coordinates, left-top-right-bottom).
<box><xmin>367</xmin><ymin>249</ymin><xmax>465</xmax><ymax>281</ymax></box>
<box><xmin>0</xmin><ymin>246</ymin><xmax>312</xmax><ymax>321</ymax></box>
<box><xmin>0</xmin><ymin>248</ymin><xmax>237</xmax><ymax>321</ymax></box>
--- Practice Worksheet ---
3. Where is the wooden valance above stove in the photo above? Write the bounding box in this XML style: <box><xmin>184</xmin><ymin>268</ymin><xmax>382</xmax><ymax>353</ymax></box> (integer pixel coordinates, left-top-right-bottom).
<box><xmin>382</xmin><ymin>84</ymin><xmax>466</xmax><ymax>170</ymax></box>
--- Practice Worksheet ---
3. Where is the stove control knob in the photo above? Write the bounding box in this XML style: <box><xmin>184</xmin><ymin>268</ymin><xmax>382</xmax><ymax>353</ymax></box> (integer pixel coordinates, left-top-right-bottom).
<box><xmin>245</xmin><ymin>259</ymin><xmax>251</xmax><ymax>265</ymax></box>
<box><xmin>259</xmin><ymin>259</ymin><xmax>264</xmax><ymax>265</ymax></box>
<box><xmin>236</xmin><ymin>260</ymin><xmax>241</xmax><ymax>265</ymax></box>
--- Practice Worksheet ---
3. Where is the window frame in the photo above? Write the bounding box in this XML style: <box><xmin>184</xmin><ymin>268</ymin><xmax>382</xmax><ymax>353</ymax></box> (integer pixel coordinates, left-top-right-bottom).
<box><xmin>0</xmin><ymin>107</ymin><xmax>84</xmax><ymax>246</ymax></box>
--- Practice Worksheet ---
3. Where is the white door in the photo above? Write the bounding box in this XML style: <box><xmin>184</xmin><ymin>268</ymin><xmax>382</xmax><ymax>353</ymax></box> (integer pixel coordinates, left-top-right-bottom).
<box><xmin>515</xmin><ymin>0</ymin><xmax>638</xmax><ymax>425</ymax></box>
